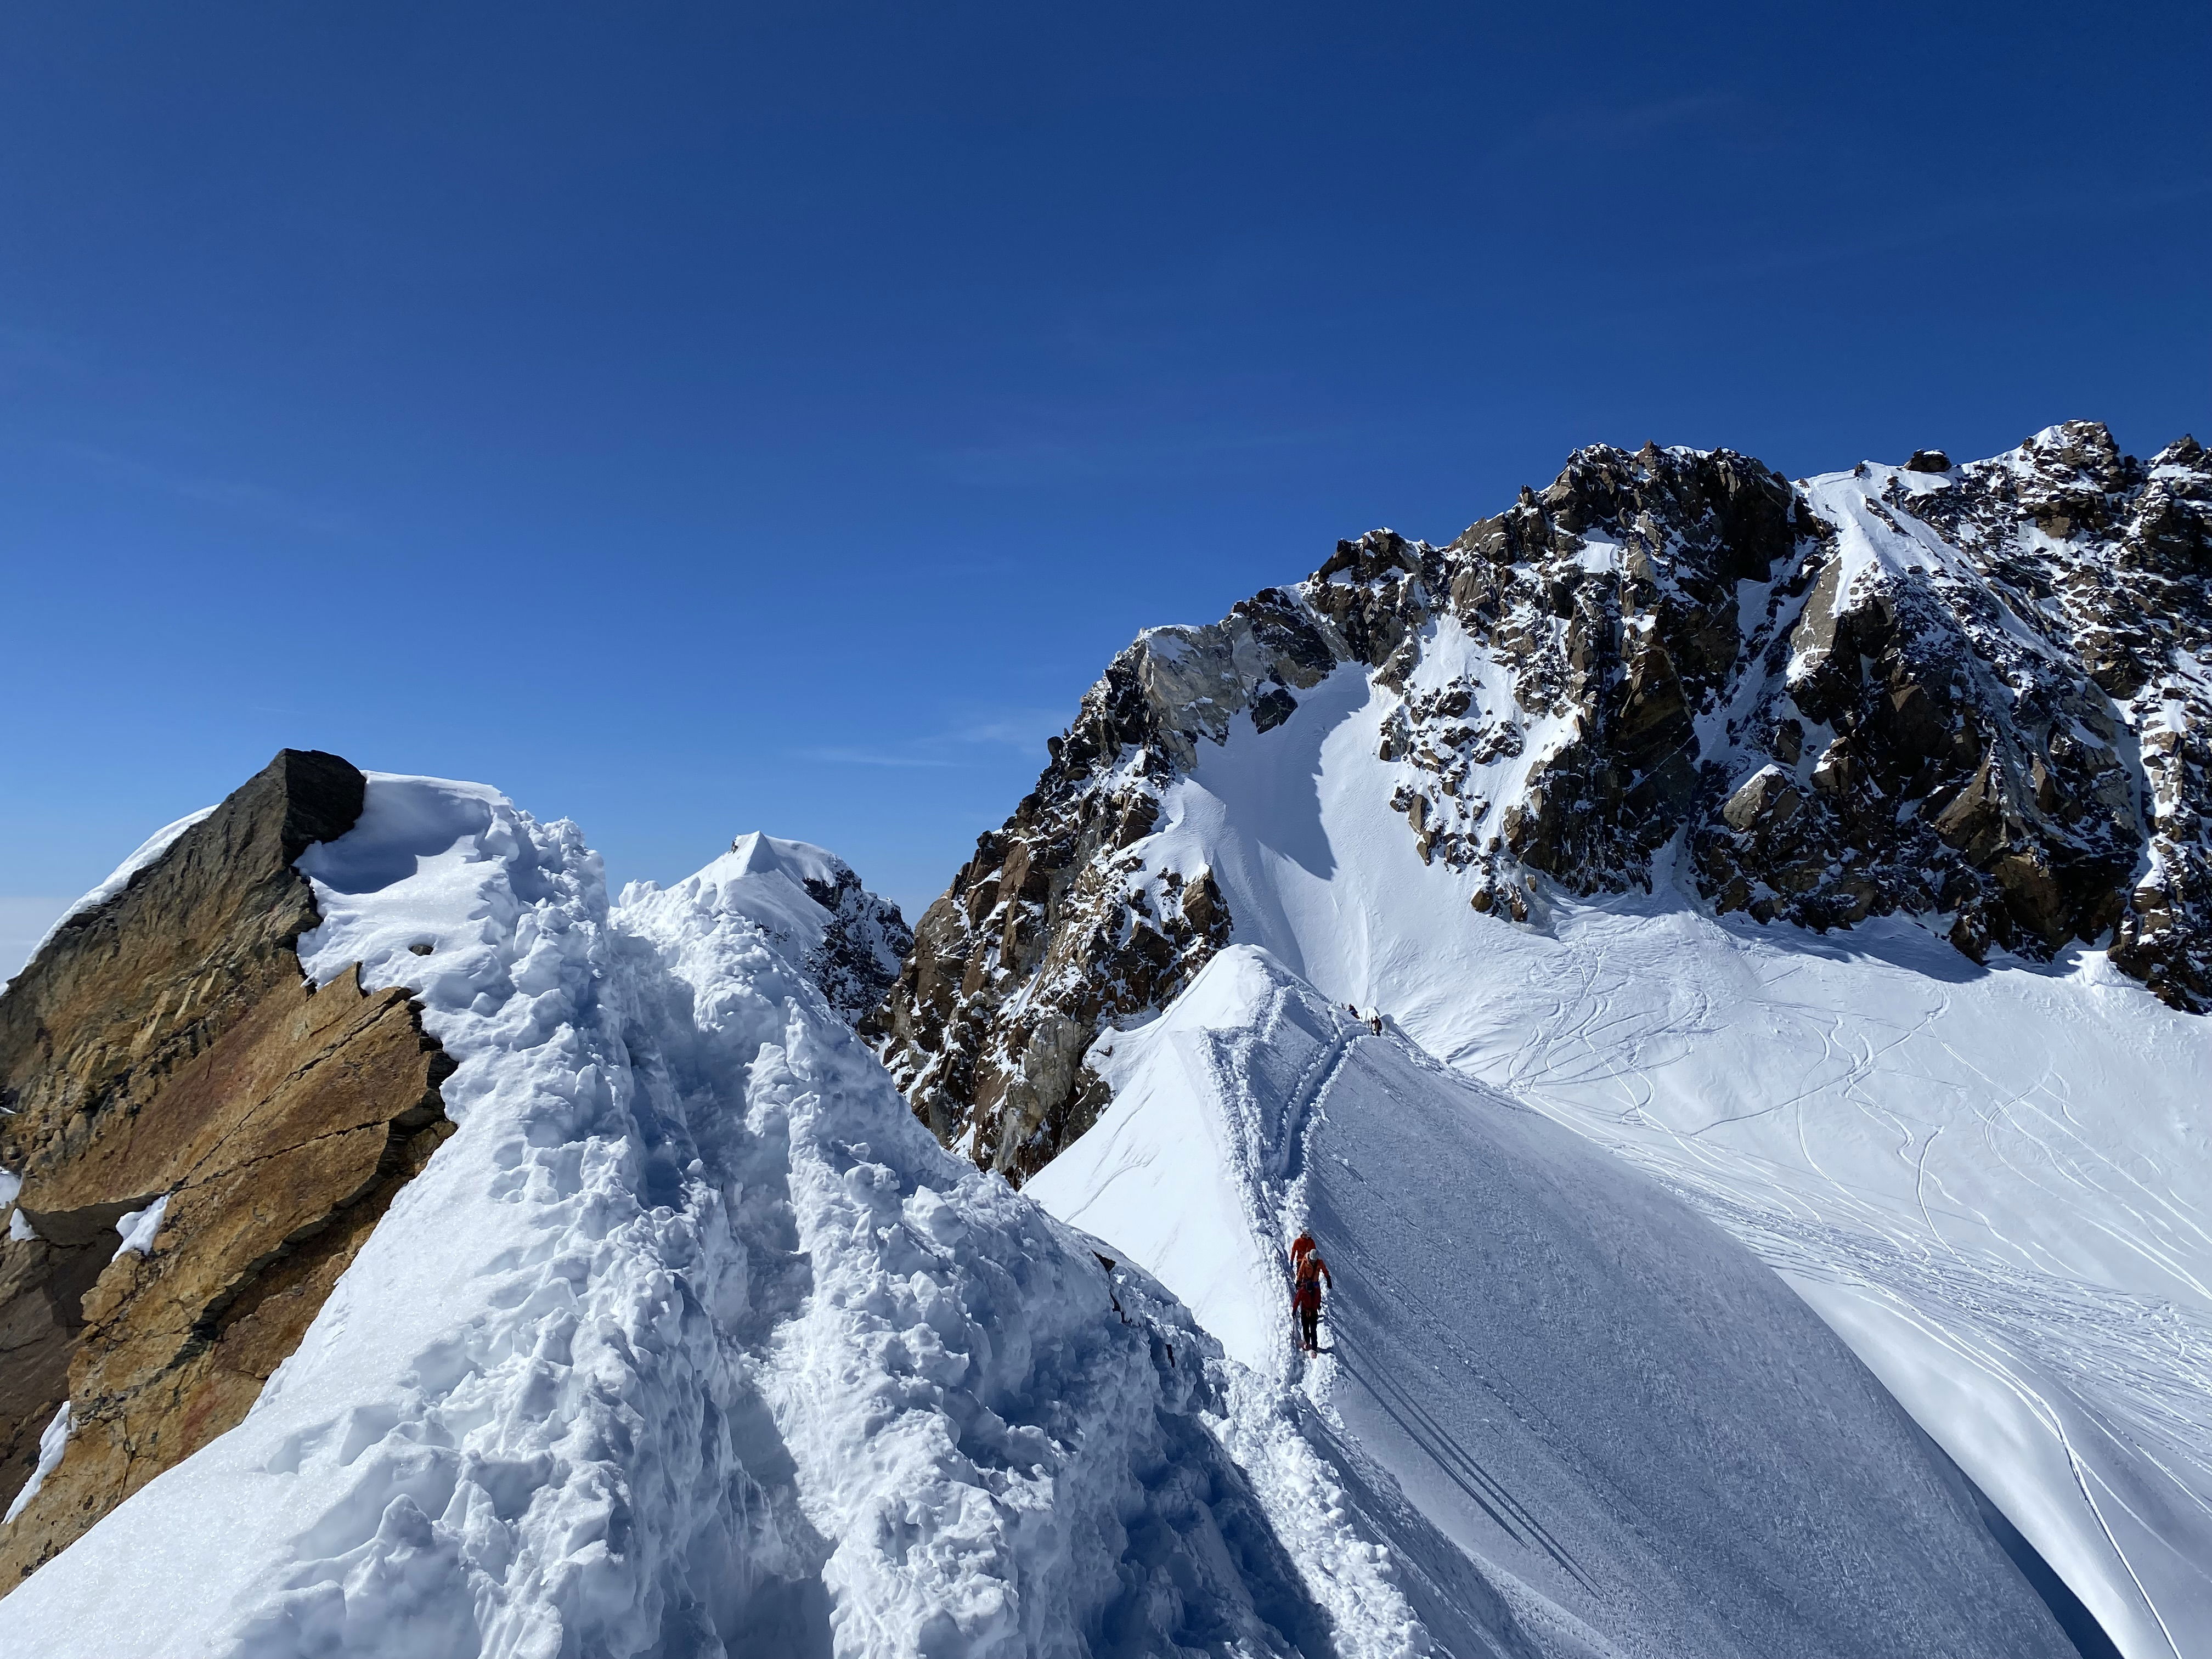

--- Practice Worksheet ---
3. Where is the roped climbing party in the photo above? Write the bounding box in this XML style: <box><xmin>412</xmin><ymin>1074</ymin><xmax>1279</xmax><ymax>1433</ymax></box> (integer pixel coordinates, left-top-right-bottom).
<box><xmin>1291</xmin><ymin>1231</ymin><xmax>1332</xmax><ymax>1356</ymax></box>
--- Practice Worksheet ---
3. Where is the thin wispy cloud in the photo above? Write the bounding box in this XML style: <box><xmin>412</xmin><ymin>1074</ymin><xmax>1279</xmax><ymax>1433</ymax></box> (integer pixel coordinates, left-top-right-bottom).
<box><xmin>798</xmin><ymin>747</ymin><xmax>963</xmax><ymax>770</ymax></box>
<box><xmin>797</xmin><ymin>706</ymin><xmax>1070</xmax><ymax>770</ymax></box>
<box><xmin>46</xmin><ymin>441</ymin><xmax>364</xmax><ymax>540</ymax></box>
<box><xmin>950</xmin><ymin>713</ymin><xmax>1064</xmax><ymax>749</ymax></box>
<box><xmin>1673</xmin><ymin>175</ymin><xmax>2212</xmax><ymax>286</ymax></box>
<box><xmin>1482</xmin><ymin>92</ymin><xmax>1737</xmax><ymax>166</ymax></box>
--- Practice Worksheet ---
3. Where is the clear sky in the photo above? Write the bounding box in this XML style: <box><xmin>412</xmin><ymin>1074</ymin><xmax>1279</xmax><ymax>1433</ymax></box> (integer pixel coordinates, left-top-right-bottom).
<box><xmin>2</xmin><ymin>2</ymin><xmax>2206</xmax><ymax>956</ymax></box>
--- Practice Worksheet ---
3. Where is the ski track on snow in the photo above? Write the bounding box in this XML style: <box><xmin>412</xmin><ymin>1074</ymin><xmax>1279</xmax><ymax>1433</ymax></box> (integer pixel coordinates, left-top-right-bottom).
<box><xmin>1034</xmin><ymin>947</ymin><xmax>2082</xmax><ymax>1659</ymax></box>
<box><xmin>1108</xmin><ymin>629</ymin><xmax>2212</xmax><ymax>1657</ymax></box>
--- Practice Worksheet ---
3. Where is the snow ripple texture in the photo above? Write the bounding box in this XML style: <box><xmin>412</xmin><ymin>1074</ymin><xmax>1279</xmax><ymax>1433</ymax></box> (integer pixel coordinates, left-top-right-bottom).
<box><xmin>1124</xmin><ymin>619</ymin><xmax>2212</xmax><ymax>1657</ymax></box>
<box><xmin>1031</xmin><ymin>946</ymin><xmax>2078</xmax><ymax>1659</ymax></box>
<box><xmin>0</xmin><ymin>776</ymin><xmax>1334</xmax><ymax>1658</ymax></box>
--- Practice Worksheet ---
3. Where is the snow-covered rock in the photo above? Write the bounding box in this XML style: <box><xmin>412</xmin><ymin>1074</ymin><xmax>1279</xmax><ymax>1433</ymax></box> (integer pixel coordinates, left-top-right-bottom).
<box><xmin>0</xmin><ymin>776</ymin><xmax>1331</xmax><ymax>1657</ymax></box>
<box><xmin>874</xmin><ymin>423</ymin><xmax>2212</xmax><ymax>1182</ymax></box>
<box><xmin>876</xmin><ymin>425</ymin><xmax>2212</xmax><ymax>1655</ymax></box>
<box><xmin>623</xmin><ymin>831</ymin><xmax>912</xmax><ymax>1027</ymax></box>
<box><xmin>0</xmin><ymin>751</ymin><xmax>453</xmax><ymax>1582</ymax></box>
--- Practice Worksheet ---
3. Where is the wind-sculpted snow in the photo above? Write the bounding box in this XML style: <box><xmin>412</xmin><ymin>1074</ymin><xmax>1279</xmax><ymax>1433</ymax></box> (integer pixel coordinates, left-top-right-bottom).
<box><xmin>1133</xmin><ymin>676</ymin><xmax>2212</xmax><ymax>1656</ymax></box>
<box><xmin>0</xmin><ymin>776</ymin><xmax>1330</xmax><ymax>1657</ymax></box>
<box><xmin>624</xmin><ymin>831</ymin><xmax>913</xmax><ymax>1026</ymax></box>
<box><xmin>1030</xmin><ymin>946</ymin><xmax>2076</xmax><ymax>1659</ymax></box>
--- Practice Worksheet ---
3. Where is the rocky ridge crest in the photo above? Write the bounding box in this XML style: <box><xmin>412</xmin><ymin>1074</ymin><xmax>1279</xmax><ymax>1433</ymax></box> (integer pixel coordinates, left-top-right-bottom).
<box><xmin>870</xmin><ymin>422</ymin><xmax>2212</xmax><ymax>1179</ymax></box>
<box><xmin>0</xmin><ymin>752</ymin><xmax>453</xmax><ymax>1583</ymax></box>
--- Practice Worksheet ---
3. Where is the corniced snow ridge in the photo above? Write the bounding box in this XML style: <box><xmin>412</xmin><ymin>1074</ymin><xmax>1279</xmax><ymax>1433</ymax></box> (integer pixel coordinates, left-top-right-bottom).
<box><xmin>0</xmin><ymin>775</ymin><xmax>1338</xmax><ymax>1658</ymax></box>
<box><xmin>875</xmin><ymin>425</ymin><xmax>2212</xmax><ymax>1658</ymax></box>
<box><xmin>1029</xmin><ymin>945</ymin><xmax>2080</xmax><ymax>1659</ymax></box>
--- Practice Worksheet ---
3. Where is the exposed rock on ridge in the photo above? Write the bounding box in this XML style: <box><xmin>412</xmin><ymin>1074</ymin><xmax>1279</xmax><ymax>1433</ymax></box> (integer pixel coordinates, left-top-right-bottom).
<box><xmin>871</xmin><ymin>423</ymin><xmax>2212</xmax><ymax>1177</ymax></box>
<box><xmin>0</xmin><ymin>751</ymin><xmax>453</xmax><ymax>1585</ymax></box>
<box><xmin>793</xmin><ymin>853</ymin><xmax>915</xmax><ymax>1025</ymax></box>
<box><xmin>618</xmin><ymin>832</ymin><xmax>912</xmax><ymax>1030</ymax></box>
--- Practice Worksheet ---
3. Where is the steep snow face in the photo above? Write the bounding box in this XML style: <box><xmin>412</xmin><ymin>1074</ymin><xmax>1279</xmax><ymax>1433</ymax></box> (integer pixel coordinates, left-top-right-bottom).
<box><xmin>623</xmin><ymin>831</ymin><xmax>912</xmax><ymax>1026</ymax></box>
<box><xmin>1030</xmin><ymin>946</ymin><xmax>2076</xmax><ymax>1659</ymax></box>
<box><xmin>0</xmin><ymin>778</ymin><xmax>1330</xmax><ymax>1658</ymax></box>
<box><xmin>1136</xmin><ymin>680</ymin><xmax>2212</xmax><ymax>1658</ymax></box>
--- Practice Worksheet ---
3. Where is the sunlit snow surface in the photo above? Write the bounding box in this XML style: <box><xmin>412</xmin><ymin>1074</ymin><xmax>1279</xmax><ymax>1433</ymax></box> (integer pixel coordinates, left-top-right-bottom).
<box><xmin>0</xmin><ymin>775</ymin><xmax>1359</xmax><ymax>1658</ymax></box>
<box><xmin>1119</xmin><ymin>654</ymin><xmax>2212</xmax><ymax>1658</ymax></box>
<box><xmin>1030</xmin><ymin>947</ymin><xmax>2075</xmax><ymax>1658</ymax></box>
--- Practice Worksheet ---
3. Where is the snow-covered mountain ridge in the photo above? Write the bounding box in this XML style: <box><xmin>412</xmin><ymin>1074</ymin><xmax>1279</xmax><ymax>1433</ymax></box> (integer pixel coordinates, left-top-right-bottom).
<box><xmin>869</xmin><ymin>421</ymin><xmax>2211</xmax><ymax>1178</ymax></box>
<box><xmin>864</xmin><ymin>421</ymin><xmax>2212</xmax><ymax>1654</ymax></box>
<box><xmin>5</xmin><ymin>419</ymin><xmax>2207</xmax><ymax>1656</ymax></box>
<box><xmin>0</xmin><ymin>772</ymin><xmax>1354</xmax><ymax>1656</ymax></box>
<box><xmin>0</xmin><ymin>769</ymin><xmax>2086</xmax><ymax>1657</ymax></box>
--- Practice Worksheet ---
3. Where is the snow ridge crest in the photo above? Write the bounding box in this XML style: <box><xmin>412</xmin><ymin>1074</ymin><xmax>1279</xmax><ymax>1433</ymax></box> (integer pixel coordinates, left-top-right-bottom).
<box><xmin>0</xmin><ymin>777</ymin><xmax>1334</xmax><ymax>1659</ymax></box>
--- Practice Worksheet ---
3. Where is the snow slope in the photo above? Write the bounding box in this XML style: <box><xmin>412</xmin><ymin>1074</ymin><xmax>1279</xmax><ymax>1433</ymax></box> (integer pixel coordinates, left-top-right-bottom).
<box><xmin>620</xmin><ymin>831</ymin><xmax>912</xmax><ymax>1025</ymax></box>
<box><xmin>0</xmin><ymin>776</ymin><xmax>1347</xmax><ymax>1657</ymax></box>
<box><xmin>1029</xmin><ymin>945</ymin><xmax>2076</xmax><ymax>1659</ymax></box>
<box><xmin>1124</xmin><ymin>652</ymin><xmax>2212</xmax><ymax>1658</ymax></box>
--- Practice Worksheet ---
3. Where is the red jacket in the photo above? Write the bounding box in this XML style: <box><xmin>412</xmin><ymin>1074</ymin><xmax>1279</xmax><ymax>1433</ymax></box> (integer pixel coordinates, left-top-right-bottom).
<box><xmin>1293</xmin><ymin>1251</ymin><xmax>1331</xmax><ymax>1308</ymax></box>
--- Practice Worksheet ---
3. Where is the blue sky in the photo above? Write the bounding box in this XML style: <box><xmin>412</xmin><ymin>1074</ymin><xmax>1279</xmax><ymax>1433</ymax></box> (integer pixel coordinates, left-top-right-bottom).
<box><xmin>2</xmin><ymin>2</ymin><xmax>2206</xmax><ymax>948</ymax></box>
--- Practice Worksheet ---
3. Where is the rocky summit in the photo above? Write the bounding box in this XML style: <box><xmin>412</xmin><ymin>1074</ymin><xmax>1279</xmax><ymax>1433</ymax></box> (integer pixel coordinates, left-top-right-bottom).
<box><xmin>868</xmin><ymin>421</ymin><xmax>2212</xmax><ymax>1181</ymax></box>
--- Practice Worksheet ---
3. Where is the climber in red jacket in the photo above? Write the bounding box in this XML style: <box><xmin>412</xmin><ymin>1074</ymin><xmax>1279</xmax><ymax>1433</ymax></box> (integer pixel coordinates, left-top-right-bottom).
<box><xmin>1290</xmin><ymin>1232</ymin><xmax>1332</xmax><ymax>1355</ymax></box>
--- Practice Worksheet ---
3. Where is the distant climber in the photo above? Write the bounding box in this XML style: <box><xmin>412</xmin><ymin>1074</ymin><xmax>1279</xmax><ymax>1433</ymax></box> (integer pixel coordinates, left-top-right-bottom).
<box><xmin>1290</xmin><ymin>1232</ymin><xmax>1333</xmax><ymax>1355</ymax></box>
<box><xmin>1094</xmin><ymin>1250</ymin><xmax>1131</xmax><ymax>1324</ymax></box>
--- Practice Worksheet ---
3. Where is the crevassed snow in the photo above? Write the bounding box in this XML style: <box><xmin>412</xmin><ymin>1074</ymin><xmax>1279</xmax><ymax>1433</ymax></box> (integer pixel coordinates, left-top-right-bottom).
<box><xmin>1127</xmin><ymin>651</ymin><xmax>2212</xmax><ymax>1658</ymax></box>
<box><xmin>1030</xmin><ymin>945</ymin><xmax>2076</xmax><ymax>1659</ymax></box>
<box><xmin>11</xmin><ymin>805</ymin><xmax>216</xmax><ymax>980</ymax></box>
<box><xmin>0</xmin><ymin>776</ymin><xmax>1339</xmax><ymax>1658</ymax></box>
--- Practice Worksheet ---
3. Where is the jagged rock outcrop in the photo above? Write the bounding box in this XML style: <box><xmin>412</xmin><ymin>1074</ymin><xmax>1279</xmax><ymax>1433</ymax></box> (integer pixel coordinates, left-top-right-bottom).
<box><xmin>860</xmin><ymin>681</ymin><xmax>1235</xmax><ymax>1180</ymax></box>
<box><xmin>794</xmin><ymin>852</ymin><xmax>915</xmax><ymax>1025</ymax></box>
<box><xmin>873</xmin><ymin>424</ymin><xmax>2212</xmax><ymax>1175</ymax></box>
<box><xmin>0</xmin><ymin>751</ymin><xmax>452</xmax><ymax>1585</ymax></box>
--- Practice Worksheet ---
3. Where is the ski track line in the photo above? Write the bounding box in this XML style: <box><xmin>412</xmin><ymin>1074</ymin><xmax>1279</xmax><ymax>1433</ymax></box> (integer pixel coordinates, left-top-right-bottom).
<box><xmin>1483</xmin><ymin>949</ymin><xmax>2212</xmax><ymax>1659</ymax></box>
<box><xmin>1300</xmin><ymin>1026</ymin><xmax>1607</xmax><ymax>1602</ymax></box>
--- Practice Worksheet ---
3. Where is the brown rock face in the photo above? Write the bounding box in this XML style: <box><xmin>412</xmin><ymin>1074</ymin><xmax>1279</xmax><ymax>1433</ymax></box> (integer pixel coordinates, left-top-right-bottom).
<box><xmin>0</xmin><ymin>751</ymin><xmax>453</xmax><ymax>1587</ymax></box>
<box><xmin>862</xmin><ymin>776</ymin><xmax>1229</xmax><ymax>1181</ymax></box>
<box><xmin>872</xmin><ymin>427</ymin><xmax>2212</xmax><ymax>1169</ymax></box>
